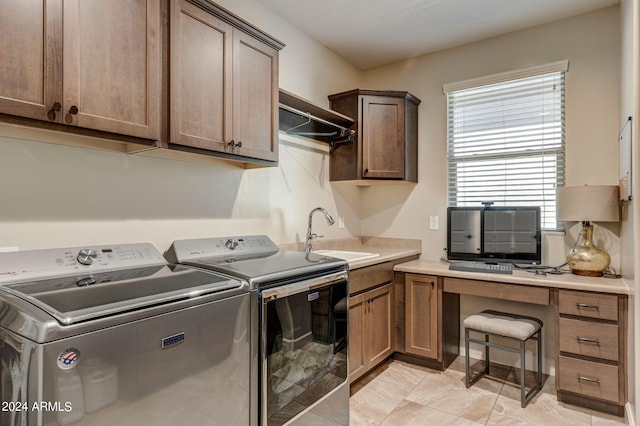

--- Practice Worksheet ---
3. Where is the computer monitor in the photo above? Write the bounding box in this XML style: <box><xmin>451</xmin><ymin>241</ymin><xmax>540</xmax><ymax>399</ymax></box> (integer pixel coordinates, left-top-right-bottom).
<box><xmin>447</xmin><ymin>206</ymin><xmax>541</xmax><ymax>264</ymax></box>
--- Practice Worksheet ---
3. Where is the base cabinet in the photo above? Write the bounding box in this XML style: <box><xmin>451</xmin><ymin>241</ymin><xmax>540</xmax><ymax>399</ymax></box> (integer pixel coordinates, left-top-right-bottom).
<box><xmin>349</xmin><ymin>283</ymin><xmax>393</xmax><ymax>383</ymax></box>
<box><xmin>404</xmin><ymin>274</ymin><xmax>439</xmax><ymax>359</ymax></box>
<box><xmin>555</xmin><ymin>289</ymin><xmax>628</xmax><ymax>416</ymax></box>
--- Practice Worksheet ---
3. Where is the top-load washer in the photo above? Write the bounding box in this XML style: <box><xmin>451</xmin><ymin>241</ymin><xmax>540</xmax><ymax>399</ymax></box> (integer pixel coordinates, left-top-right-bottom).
<box><xmin>165</xmin><ymin>235</ymin><xmax>350</xmax><ymax>426</ymax></box>
<box><xmin>0</xmin><ymin>243</ymin><xmax>250</xmax><ymax>426</ymax></box>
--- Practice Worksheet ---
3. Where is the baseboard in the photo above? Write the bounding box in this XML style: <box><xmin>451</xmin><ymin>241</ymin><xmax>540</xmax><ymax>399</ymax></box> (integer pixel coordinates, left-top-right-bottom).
<box><xmin>627</xmin><ymin>402</ymin><xmax>635</xmax><ymax>426</ymax></box>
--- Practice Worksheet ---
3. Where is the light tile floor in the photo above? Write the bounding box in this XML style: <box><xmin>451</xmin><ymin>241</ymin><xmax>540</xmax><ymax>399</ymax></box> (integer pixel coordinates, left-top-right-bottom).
<box><xmin>349</xmin><ymin>358</ymin><xmax>627</xmax><ymax>426</ymax></box>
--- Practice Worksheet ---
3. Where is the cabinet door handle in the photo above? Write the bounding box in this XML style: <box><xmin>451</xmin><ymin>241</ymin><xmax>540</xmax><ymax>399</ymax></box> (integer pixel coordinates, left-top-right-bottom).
<box><xmin>431</xmin><ymin>281</ymin><xmax>435</xmax><ymax>288</ymax></box>
<box><xmin>364</xmin><ymin>168</ymin><xmax>369</xmax><ymax>175</ymax></box>
<box><xmin>576</xmin><ymin>375</ymin><xmax>600</xmax><ymax>385</ymax></box>
<box><xmin>575</xmin><ymin>303</ymin><xmax>599</xmax><ymax>310</ymax></box>
<box><xmin>228</xmin><ymin>140</ymin><xmax>242</xmax><ymax>150</ymax></box>
<box><xmin>47</xmin><ymin>102</ymin><xmax>62</xmax><ymax>120</ymax></box>
<box><xmin>65</xmin><ymin>105</ymin><xmax>79</xmax><ymax>124</ymax></box>
<box><xmin>576</xmin><ymin>336</ymin><xmax>600</xmax><ymax>345</ymax></box>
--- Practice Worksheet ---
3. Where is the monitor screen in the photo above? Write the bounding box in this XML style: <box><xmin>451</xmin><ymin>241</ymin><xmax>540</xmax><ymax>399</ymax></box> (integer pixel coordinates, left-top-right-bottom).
<box><xmin>447</xmin><ymin>206</ymin><xmax>541</xmax><ymax>264</ymax></box>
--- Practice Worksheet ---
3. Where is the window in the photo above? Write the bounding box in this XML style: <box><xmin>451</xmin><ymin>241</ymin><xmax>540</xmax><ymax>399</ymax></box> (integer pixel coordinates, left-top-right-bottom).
<box><xmin>445</xmin><ymin>61</ymin><xmax>567</xmax><ymax>230</ymax></box>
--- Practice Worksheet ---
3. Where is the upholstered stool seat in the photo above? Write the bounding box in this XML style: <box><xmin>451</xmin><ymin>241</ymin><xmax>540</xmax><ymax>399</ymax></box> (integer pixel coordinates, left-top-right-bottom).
<box><xmin>464</xmin><ymin>310</ymin><xmax>543</xmax><ymax>408</ymax></box>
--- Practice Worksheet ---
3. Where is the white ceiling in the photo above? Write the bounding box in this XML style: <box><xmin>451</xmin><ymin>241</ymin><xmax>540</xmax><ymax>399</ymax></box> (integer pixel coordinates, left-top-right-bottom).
<box><xmin>257</xmin><ymin>0</ymin><xmax>619</xmax><ymax>70</ymax></box>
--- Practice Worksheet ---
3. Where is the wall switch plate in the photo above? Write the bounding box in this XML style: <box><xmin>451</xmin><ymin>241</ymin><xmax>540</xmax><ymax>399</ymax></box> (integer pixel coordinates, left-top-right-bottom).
<box><xmin>338</xmin><ymin>215</ymin><xmax>345</xmax><ymax>229</ymax></box>
<box><xmin>429</xmin><ymin>216</ymin><xmax>439</xmax><ymax>230</ymax></box>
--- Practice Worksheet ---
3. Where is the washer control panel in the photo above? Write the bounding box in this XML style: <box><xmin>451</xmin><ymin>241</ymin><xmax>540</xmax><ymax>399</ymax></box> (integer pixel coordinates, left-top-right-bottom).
<box><xmin>0</xmin><ymin>243</ymin><xmax>167</xmax><ymax>284</ymax></box>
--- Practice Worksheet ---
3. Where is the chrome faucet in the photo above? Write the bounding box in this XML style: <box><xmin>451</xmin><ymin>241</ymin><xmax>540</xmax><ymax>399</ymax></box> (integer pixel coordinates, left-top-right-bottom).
<box><xmin>305</xmin><ymin>207</ymin><xmax>335</xmax><ymax>254</ymax></box>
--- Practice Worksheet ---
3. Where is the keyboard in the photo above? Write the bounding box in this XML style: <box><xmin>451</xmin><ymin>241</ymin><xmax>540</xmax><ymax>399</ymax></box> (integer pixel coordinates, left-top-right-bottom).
<box><xmin>448</xmin><ymin>261</ymin><xmax>513</xmax><ymax>275</ymax></box>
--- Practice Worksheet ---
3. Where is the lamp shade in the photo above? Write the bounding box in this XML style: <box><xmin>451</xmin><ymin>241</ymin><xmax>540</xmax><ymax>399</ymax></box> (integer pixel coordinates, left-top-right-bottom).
<box><xmin>556</xmin><ymin>185</ymin><xmax>619</xmax><ymax>222</ymax></box>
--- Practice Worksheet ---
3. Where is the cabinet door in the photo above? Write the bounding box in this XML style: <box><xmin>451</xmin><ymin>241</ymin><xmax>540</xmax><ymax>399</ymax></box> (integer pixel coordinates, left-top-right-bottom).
<box><xmin>170</xmin><ymin>0</ymin><xmax>232</xmax><ymax>152</ymax></box>
<box><xmin>361</xmin><ymin>96</ymin><xmax>405</xmax><ymax>179</ymax></box>
<box><xmin>232</xmin><ymin>30</ymin><xmax>279</xmax><ymax>162</ymax></box>
<box><xmin>365</xmin><ymin>283</ymin><xmax>393</xmax><ymax>368</ymax></box>
<box><xmin>63</xmin><ymin>0</ymin><xmax>160</xmax><ymax>139</ymax></box>
<box><xmin>405</xmin><ymin>274</ymin><xmax>439</xmax><ymax>359</ymax></box>
<box><xmin>348</xmin><ymin>292</ymin><xmax>367</xmax><ymax>382</ymax></box>
<box><xmin>0</xmin><ymin>0</ymin><xmax>62</xmax><ymax>122</ymax></box>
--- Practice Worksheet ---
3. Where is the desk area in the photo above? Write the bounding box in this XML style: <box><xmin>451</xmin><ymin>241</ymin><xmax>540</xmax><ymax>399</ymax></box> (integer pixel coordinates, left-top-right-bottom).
<box><xmin>393</xmin><ymin>259</ymin><xmax>629</xmax><ymax>416</ymax></box>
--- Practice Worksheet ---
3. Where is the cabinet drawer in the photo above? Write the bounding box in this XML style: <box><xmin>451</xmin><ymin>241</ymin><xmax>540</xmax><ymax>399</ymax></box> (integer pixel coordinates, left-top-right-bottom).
<box><xmin>558</xmin><ymin>356</ymin><xmax>619</xmax><ymax>403</ymax></box>
<box><xmin>558</xmin><ymin>318</ymin><xmax>618</xmax><ymax>361</ymax></box>
<box><xmin>349</xmin><ymin>262</ymin><xmax>393</xmax><ymax>295</ymax></box>
<box><xmin>558</xmin><ymin>290</ymin><xmax>618</xmax><ymax>321</ymax></box>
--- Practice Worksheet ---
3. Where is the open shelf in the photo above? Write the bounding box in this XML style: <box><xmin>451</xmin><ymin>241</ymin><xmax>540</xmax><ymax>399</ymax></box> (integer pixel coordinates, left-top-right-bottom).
<box><xmin>279</xmin><ymin>89</ymin><xmax>355</xmax><ymax>145</ymax></box>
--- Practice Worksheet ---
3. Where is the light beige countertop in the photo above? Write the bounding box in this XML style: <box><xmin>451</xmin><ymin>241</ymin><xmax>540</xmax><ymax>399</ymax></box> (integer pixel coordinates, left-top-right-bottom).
<box><xmin>279</xmin><ymin>237</ymin><xmax>421</xmax><ymax>269</ymax></box>
<box><xmin>394</xmin><ymin>258</ymin><xmax>630</xmax><ymax>295</ymax></box>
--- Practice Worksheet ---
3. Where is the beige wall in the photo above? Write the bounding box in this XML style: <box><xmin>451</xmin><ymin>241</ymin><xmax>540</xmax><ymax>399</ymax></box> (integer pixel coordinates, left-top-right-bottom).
<box><xmin>621</xmin><ymin>0</ymin><xmax>639</xmax><ymax>422</ymax></box>
<box><xmin>0</xmin><ymin>0</ymin><xmax>363</xmax><ymax>252</ymax></box>
<box><xmin>359</xmin><ymin>6</ymin><xmax>622</xmax><ymax>378</ymax></box>
<box><xmin>360</xmin><ymin>6</ymin><xmax>621</xmax><ymax>267</ymax></box>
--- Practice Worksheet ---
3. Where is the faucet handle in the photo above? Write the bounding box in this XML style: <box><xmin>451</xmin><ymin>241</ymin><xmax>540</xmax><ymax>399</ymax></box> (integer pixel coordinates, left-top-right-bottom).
<box><xmin>312</xmin><ymin>233</ymin><xmax>323</xmax><ymax>240</ymax></box>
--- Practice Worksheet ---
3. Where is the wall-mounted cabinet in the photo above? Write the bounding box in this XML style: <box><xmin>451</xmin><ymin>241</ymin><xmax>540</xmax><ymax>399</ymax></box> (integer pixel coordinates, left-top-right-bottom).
<box><xmin>156</xmin><ymin>0</ymin><xmax>283</xmax><ymax>165</ymax></box>
<box><xmin>328</xmin><ymin>89</ymin><xmax>420</xmax><ymax>183</ymax></box>
<box><xmin>0</xmin><ymin>0</ymin><xmax>284</xmax><ymax>167</ymax></box>
<box><xmin>0</xmin><ymin>0</ymin><xmax>161</xmax><ymax>143</ymax></box>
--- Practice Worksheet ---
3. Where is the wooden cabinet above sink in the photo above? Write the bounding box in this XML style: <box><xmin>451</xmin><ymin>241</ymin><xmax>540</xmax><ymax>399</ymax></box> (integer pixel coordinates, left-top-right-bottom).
<box><xmin>328</xmin><ymin>89</ymin><xmax>421</xmax><ymax>183</ymax></box>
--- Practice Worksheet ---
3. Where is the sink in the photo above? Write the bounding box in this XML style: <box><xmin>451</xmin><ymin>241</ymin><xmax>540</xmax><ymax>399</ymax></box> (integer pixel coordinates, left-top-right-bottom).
<box><xmin>314</xmin><ymin>250</ymin><xmax>380</xmax><ymax>262</ymax></box>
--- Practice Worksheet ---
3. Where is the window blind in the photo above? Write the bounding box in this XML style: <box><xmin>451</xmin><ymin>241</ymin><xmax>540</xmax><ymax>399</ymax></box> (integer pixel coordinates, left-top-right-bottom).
<box><xmin>446</xmin><ymin>70</ymin><xmax>566</xmax><ymax>230</ymax></box>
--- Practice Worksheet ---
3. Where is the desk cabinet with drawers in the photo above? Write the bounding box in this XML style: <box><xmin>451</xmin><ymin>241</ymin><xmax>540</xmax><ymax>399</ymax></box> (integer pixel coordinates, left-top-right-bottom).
<box><xmin>392</xmin><ymin>262</ymin><xmax>629</xmax><ymax>417</ymax></box>
<box><xmin>555</xmin><ymin>289</ymin><xmax>628</xmax><ymax>416</ymax></box>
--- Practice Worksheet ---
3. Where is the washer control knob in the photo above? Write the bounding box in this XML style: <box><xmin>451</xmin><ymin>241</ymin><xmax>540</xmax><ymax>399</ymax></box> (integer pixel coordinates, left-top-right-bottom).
<box><xmin>77</xmin><ymin>249</ymin><xmax>98</xmax><ymax>265</ymax></box>
<box><xmin>225</xmin><ymin>239</ymin><xmax>239</xmax><ymax>250</ymax></box>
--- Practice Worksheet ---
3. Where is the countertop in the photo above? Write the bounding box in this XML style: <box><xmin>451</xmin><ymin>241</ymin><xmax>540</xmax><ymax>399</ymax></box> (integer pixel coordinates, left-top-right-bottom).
<box><xmin>345</xmin><ymin>246</ymin><xmax>421</xmax><ymax>269</ymax></box>
<box><xmin>394</xmin><ymin>258</ymin><xmax>630</xmax><ymax>295</ymax></box>
<box><xmin>279</xmin><ymin>237</ymin><xmax>421</xmax><ymax>270</ymax></box>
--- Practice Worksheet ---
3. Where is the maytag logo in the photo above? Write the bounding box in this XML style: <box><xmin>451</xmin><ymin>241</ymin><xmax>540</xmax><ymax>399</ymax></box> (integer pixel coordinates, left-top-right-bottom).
<box><xmin>162</xmin><ymin>332</ymin><xmax>185</xmax><ymax>349</ymax></box>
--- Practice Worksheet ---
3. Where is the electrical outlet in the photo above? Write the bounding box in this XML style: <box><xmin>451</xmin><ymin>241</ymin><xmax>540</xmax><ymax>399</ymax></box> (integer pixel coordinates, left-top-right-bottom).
<box><xmin>338</xmin><ymin>215</ymin><xmax>345</xmax><ymax>229</ymax></box>
<box><xmin>429</xmin><ymin>216</ymin><xmax>439</xmax><ymax>230</ymax></box>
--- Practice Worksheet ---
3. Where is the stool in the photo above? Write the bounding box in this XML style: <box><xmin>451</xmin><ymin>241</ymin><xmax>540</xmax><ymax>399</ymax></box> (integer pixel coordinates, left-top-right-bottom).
<box><xmin>464</xmin><ymin>310</ymin><xmax>543</xmax><ymax>408</ymax></box>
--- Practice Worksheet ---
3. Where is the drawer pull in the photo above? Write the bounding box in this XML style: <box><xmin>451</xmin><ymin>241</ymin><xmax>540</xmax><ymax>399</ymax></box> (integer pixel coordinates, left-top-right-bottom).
<box><xmin>575</xmin><ymin>303</ymin><xmax>600</xmax><ymax>310</ymax></box>
<box><xmin>576</xmin><ymin>336</ymin><xmax>601</xmax><ymax>345</ymax></box>
<box><xmin>576</xmin><ymin>375</ymin><xmax>600</xmax><ymax>385</ymax></box>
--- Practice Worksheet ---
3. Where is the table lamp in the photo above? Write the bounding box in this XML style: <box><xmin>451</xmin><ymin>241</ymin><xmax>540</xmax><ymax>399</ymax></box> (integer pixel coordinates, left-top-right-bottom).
<box><xmin>556</xmin><ymin>185</ymin><xmax>620</xmax><ymax>276</ymax></box>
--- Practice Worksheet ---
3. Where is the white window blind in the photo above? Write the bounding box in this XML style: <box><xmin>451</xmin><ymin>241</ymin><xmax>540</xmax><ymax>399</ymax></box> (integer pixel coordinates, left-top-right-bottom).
<box><xmin>446</xmin><ymin>67</ymin><xmax>566</xmax><ymax>230</ymax></box>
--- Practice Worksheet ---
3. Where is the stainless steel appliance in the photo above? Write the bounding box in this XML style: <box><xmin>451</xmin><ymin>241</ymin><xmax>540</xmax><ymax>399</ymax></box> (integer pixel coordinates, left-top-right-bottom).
<box><xmin>165</xmin><ymin>235</ymin><xmax>349</xmax><ymax>426</ymax></box>
<box><xmin>0</xmin><ymin>243</ymin><xmax>250</xmax><ymax>426</ymax></box>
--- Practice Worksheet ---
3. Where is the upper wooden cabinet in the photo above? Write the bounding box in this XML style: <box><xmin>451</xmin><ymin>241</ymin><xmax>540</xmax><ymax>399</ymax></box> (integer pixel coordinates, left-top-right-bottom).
<box><xmin>328</xmin><ymin>89</ymin><xmax>421</xmax><ymax>182</ymax></box>
<box><xmin>167</xmin><ymin>0</ymin><xmax>282</xmax><ymax>164</ymax></box>
<box><xmin>0</xmin><ymin>0</ymin><xmax>161</xmax><ymax>140</ymax></box>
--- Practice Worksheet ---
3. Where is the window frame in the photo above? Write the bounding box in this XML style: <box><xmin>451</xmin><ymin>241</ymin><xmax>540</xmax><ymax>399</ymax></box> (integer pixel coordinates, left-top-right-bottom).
<box><xmin>444</xmin><ymin>61</ymin><xmax>568</xmax><ymax>231</ymax></box>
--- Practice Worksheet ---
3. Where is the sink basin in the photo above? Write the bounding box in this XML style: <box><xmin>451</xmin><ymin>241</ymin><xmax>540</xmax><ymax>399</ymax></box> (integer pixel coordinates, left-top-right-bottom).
<box><xmin>314</xmin><ymin>250</ymin><xmax>380</xmax><ymax>262</ymax></box>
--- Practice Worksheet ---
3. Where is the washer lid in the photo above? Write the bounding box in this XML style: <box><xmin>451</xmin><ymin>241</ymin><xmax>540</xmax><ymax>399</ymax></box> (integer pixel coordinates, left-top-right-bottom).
<box><xmin>1</xmin><ymin>264</ymin><xmax>245</xmax><ymax>325</ymax></box>
<box><xmin>184</xmin><ymin>250</ymin><xmax>347</xmax><ymax>287</ymax></box>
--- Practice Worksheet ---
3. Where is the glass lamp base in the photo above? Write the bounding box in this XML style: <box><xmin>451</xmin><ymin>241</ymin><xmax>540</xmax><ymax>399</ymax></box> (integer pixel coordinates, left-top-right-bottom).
<box><xmin>566</xmin><ymin>224</ymin><xmax>610</xmax><ymax>277</ymax></box>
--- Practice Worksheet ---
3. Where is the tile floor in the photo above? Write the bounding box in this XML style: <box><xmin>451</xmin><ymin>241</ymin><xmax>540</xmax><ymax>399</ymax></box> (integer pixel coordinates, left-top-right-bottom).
<box><xmin>349</xmin><ymin>358</ymin><xmax>627</xmax><ymax>425</ymax></box>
